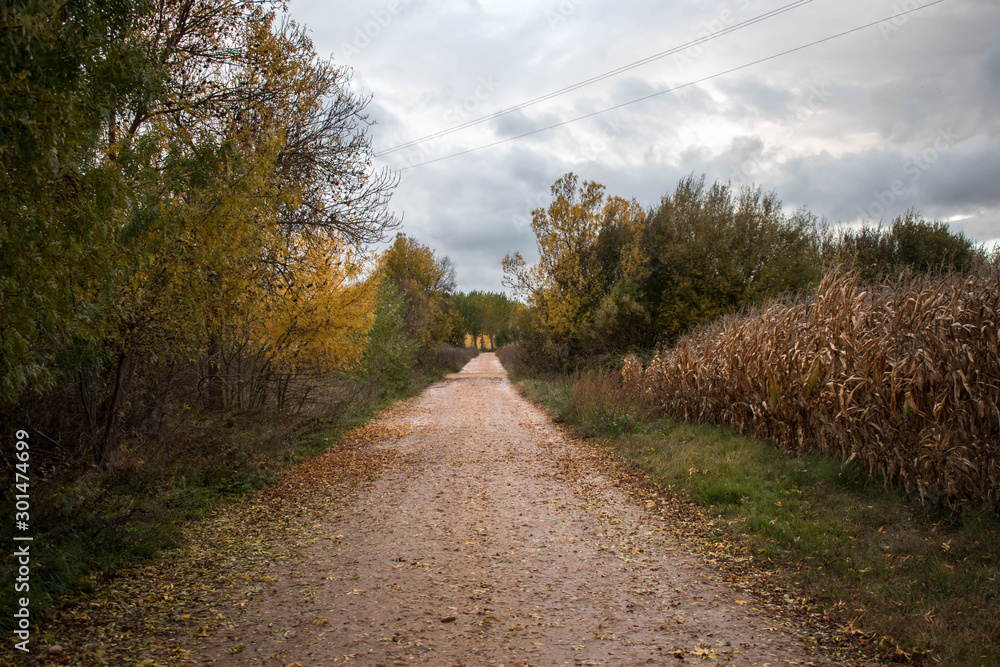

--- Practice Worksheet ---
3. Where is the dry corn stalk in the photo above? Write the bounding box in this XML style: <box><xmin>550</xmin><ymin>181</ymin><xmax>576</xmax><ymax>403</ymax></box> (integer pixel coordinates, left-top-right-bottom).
<box><xmin>629</xmin><ymin>264</ymin><xmax>1000</xmax><ymax>511</ymax></box>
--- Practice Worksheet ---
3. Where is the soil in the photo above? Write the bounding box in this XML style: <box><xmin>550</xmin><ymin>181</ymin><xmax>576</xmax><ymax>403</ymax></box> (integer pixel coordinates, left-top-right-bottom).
<box><xmin>188</xmin><ymin>353</ymin><xmax>847</xmax><ymax>666</ymax></box>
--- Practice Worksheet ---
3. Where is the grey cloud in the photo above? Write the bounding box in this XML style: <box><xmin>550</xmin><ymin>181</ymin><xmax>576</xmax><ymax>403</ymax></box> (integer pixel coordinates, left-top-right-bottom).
<box><xmin>288</xmin><ymin>0</ymin><xmax>1000</xmax><ymax>292</ymax></box>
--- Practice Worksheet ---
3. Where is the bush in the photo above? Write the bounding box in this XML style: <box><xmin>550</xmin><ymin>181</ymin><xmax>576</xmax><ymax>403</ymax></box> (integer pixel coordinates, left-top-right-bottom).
<box><xmin>355</xmin><ymin>281</ymin><xmax>419</xmax><ymax>397</ymax></box>
<box><xmin>830</xmin><ymin>211</ymin><xmax>984</xmax><ymax>282</ymax></box>
<box><xmin>496</xmin><ymin>344</ymin><xmax>532</xmax><ymax>379</ymax></box>
<box><xmin>422</xmin><ymin>345</ymin><xmax>478</xmax><ymax>375</ymax></box>
<box><xmin>562</xmin><ymin>368</ymin><xmax>654</xmax><ymax>438</ymax></box>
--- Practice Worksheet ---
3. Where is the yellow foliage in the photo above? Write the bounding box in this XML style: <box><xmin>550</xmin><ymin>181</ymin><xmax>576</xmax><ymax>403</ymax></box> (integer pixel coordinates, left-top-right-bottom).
<box><xmin>502</xmin><ymin>173</ymin><xmax>611</xmax><ymax>339</ymax></box>
<box><xmin>259</xmin><ymin>241</ymin><xmax>376</xmax><ymax>373</ymax></box>
<box><xmin>602</xmin><ymin>195</ymin><xmax>648</xmax><ymax>283</ymax></box>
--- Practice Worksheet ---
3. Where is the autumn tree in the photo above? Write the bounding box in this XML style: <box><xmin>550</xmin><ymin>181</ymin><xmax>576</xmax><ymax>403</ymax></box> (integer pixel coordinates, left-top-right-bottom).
<box><xmin>452</xmin><ymin>291</ymin><xmax>524</xmax><ymax>349</ymax></box>
<box><xmin>502</xmin><ymin>173</ymin><xmax>607</xmax><ymax>351</ymax></box>
<box><xmin>503</xmin><ymin>173</ymin><xmax>826</xmax><ymax>363</ymax></box>
<box><xmin>381</xmin><ymin>234</ymin><xmax>461</xmax><ymax>353</ymax></box>
<box><xmin>2</xmin><ymin>0</ymin><xmax>400</xmax><ymax>460</ymax></box>
<box><xmin>502</xmin><ymin>173</ymin><xmax>649</xmax><ymax>357</ymax></box>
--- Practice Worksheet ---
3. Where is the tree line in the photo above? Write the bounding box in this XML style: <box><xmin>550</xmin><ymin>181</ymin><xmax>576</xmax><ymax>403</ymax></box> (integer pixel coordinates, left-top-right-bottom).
<box><xmin>503</xmin><ymin>172</ymin><xmax>987</xmax><ymax>367</ymax></box>
<box><xmin>0</xmin><ymin>1</ymin><xmax>470</xmax><ymax>466</ymax></box>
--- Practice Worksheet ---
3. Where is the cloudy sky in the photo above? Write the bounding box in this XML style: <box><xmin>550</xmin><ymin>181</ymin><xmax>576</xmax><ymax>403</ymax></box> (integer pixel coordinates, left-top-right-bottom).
<box><xmin>287</xmin><ymin>0</ymin><xmax>1000</xmax><ymax>293</ymax></box>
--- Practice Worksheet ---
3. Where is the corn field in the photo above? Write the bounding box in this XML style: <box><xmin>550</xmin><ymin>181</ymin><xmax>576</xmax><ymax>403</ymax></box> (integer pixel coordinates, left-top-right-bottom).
<box><xmin>625</xmin><ymin>263</ymin><xmax>1000</xmax><ymax>510</ymax></box>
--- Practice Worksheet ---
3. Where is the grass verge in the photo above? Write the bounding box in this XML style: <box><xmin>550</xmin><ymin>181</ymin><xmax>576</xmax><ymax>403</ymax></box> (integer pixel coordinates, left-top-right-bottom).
<box><xmin>516</xmin><ymin>371</ymin><xmax>1000</xmax><ymax>667</ymax></box>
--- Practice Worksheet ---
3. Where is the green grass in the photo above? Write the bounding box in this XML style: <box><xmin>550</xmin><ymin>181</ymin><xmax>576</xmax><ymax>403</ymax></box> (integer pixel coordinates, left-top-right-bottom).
<box><xmin>518</xmin><ymin>372</ymin><xmax>1000</xmax><ymax>666</ymax></box>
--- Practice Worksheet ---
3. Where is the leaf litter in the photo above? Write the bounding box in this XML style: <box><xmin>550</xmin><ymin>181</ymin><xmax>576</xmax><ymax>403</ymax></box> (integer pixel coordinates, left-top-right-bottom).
<box><xmin>11</xmin><ymin>354</ymin><xmax>880</xmax><ymax>666</ymax></box>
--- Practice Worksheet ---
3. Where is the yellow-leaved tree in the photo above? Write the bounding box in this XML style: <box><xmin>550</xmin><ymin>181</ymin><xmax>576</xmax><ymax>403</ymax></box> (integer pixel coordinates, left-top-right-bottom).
<box><xmin>502</xmin><ymin>173</ymin><xmax>606</xmax><ymax>341</ymax></box>
<box><xmin>502</xmin><ymin>173</ymin><xmax>650</xmax><ymax>357</ymax></box>
<box><xmin>259</xmin><ymin>241</ymin><xmax>376</xmax><ymax>377</ymax></box>
<box><xmin>381</xmin><ymin>234</ymin><xmax>460</xmax><ymax>353</ymax></box>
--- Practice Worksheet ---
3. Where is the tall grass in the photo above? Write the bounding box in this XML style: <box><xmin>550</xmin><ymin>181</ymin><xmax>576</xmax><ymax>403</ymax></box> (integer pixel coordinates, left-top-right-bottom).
<box><xmin>628</xmin><ymin>263</ymin><xmax>1000</xmax><ymax>510</ymax></box>
<box><xmin>496</xmin><ymin>343</ymin><xmax>531</xmax><ymax>379</ymax></box>
<box><xmin>424</xmin><ymin>344</ymin><xmax>478</xmax><ymax>374</ymax></box>
<box><xmin>562</xmin><ymin>369</ymin><xmax>654</xmax><ymax>437</ymax></box>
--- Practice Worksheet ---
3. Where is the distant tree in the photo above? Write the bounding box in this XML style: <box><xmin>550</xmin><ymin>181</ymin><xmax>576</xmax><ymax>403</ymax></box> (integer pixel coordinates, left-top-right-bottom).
<box><xmin>502</xmin><ymin>173</ymin><xmax>608</xmax><ymax>352</ymax></box>
<box><xmin>504</xmin><ymin>172</ymin><xmax>824</xmax><ymax>362</ymax></box>
<box><xmin>382</xmin><ymin>234</ymin><xmax>461</xmax><ymax>351</ymax></box>
<box><xmin>452</xmin><ymin>291</ymin><xmax>524</xmax><ymax>350</ymax></box>
<box><xmin>453</xmin><ymin>293</ymin><xmax>485</xmax><ymax>347</ymax></box>
<box><xmin>830</xmin><ymin>211</ymin><xmax>983</xmax><ymax>282</ymax></box>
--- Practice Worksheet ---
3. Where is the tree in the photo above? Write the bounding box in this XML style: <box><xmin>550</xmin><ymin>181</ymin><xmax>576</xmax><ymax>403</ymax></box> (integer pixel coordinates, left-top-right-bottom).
<box><xmin>504</xmin><ymin>173</ymin><xmax>824</xmax><ymax>363</ymax></box>
<box><xmin>830</xmin><ymin>210</ymin><xmax>984</xmax><ymax>282</ymax></box>
<box><xmin>0</xmin><ymin>0</ymin><xmax>154</xmax><ymax>401</ymax></box>
<box><xmin>452</xmin><ymin>291</ymin><xmax>524</xmax><ymax>349</ymax></box>
<box><xmin>354</xmin><ymin>280</ymin><xmax>418</xmax><ymax>396</ymax></box>
<box><xmin>642</xmin><ymin>175</ymin><xmax>820</xmax><ymax>342</ymax></box>
<box><xmin>2</xmin><ymin>0</ymin><xmax>402</xmax><ymax>460</ymax></box>
<box><xmin>453</xmin><ymin>293</ymin><xmax>485</xmax><ymax>346</ymax></box>
<box><xmin>381</xmin><ymin>234</ymin><xmax>460</xmax><ymax>352</ymax></box>
<box><xmin>503</xmin><ymin>173</ymin><xmax>654</xmax><ymax>357</ymax></box>
<box><xmin>502</xmin><ymin>173</ymin><xmax>608</xmax><ymax>348</ymax></box>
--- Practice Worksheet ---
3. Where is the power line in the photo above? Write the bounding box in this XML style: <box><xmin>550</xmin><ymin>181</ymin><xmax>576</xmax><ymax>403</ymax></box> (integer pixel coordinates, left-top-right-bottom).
<box><xmin>378</xmin><ymin>0</ymin><xmax>818</xmax><ymax>156</ymax></box>
<box><xmin>394</xmin><ymin>0</ymin><xmax>946</xmax><ymax>172</ymax></box>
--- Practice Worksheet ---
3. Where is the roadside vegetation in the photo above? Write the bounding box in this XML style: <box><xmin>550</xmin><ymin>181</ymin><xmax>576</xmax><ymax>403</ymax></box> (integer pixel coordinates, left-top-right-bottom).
<box><xmin>0</xmin><ymin>0</ymin><xmax>480</xmax><ymax>634</ymax></box>
<box><xmin>498</xmin><ymin>171</ymin><xmax>999</xmax><ymax>665</ymax></box>
<box><xmin>451</xmin><ymin>291</ymin><xmax>525</xmax><ymax>350</ymax></box>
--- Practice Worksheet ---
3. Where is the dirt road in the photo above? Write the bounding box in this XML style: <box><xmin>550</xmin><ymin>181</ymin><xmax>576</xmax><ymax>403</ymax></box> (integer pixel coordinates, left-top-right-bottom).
<box><xmin>190</xmin><ymin>353</ymin><xmax>841</xmax><ymax>666</ymax></box>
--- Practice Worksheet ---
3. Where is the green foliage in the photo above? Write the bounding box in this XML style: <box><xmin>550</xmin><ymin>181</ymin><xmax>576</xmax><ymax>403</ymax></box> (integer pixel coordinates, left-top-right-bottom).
<box><xmin>642</xmin><ymin>175</ymin><xmax>821</xmax><ymax>343</ymax></box>
<box><xmin>355</xmin><ymin>281</ymin><xmax>419</xmax><ymax>396</ymax></box>
<box><xmin>829</xmin><ymin>210</ymin><xmax>984</xmax><ymax>282</ymax></box>
<box><xmin>591</xmin><ymin>278</ymin><xmax>652</xmax><ymax>352</ymax></box>
<box><xmin>504</xmin><ymin>172</ymin><xmax>821</xmax><ymax>363</ymax></box>
<box><xmin>452</xmin><ymin>290</ymin><xmax>524</xmax><ymax>349</ymax></box>
<box><xmin>0</xmin><ymin>0</ymin><xmax>153</xmax><ymax>400</ymax></box>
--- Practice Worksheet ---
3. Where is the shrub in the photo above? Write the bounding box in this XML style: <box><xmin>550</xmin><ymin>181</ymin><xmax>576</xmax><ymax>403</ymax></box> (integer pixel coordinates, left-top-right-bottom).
<box><xmin>423</xmin><ymin>345</ymin><xmax>478</xmax><ymax>375</ymax></box>
<box><xmin>496</xmin><ymin>344</ymin><xmax>532</xmax><ymax>379</ymax></box>
<box><xmin>830</xmin><ymin>211</ymin><xmax>984</xmax><ymax>282</ymax></box>
<box><xmin>563</xmin><ymin>368</ymin><xmax>654</xmax><ymax>438</ymax></box>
